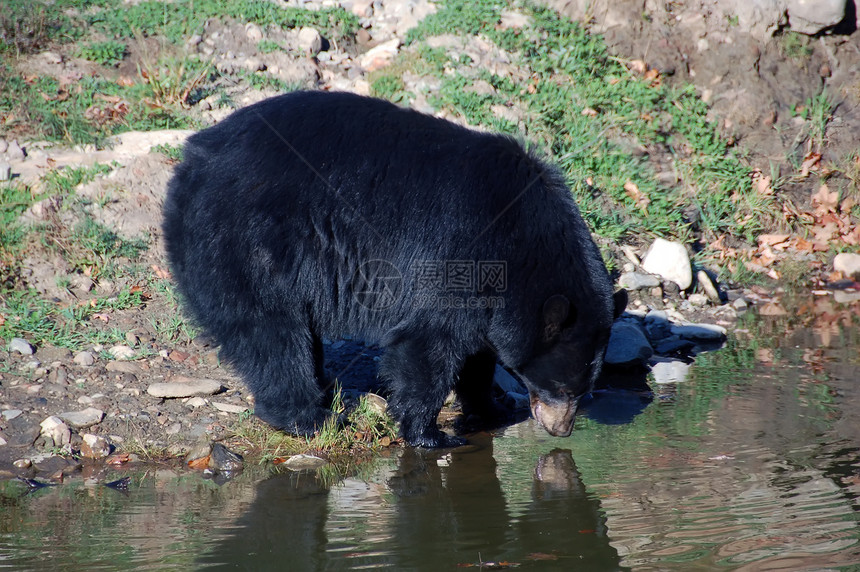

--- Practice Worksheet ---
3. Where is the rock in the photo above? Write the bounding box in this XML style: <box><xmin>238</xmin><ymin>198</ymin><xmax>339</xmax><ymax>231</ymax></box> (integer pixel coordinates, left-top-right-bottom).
<box><xmin>2</xmin><ymin>409</ymin><xmax>23</xmax><ymax>421</ymax></box>
<box><xmin>80</xmin><ymin>434</ymin><xmax>112</xmax><ymax>459</ymax></box>
<box><xmin>0</xmin><ymin>161</ymin><xmax>11</xmax><ymax>181</ymax></box>
<box><xmin>605</xmin><ymin>322</ymin><xmax>654</xmax><ymax>367</ymax></box>
<box><xmin>642</xmin><ymin>238</ymin><xmax>693</xmax><ymax>290</ymax></box>
<box><xmin>297</xmin><ymin>27</ymin><xmax>323</xmax><ymax>56</ymax></box>
<box><xmin>40</xmin><ymin>416</ymin><xmax>71</xmax><ymax>447</ymax></box>
<box><xmin>732</xmin><ymin>297</ymin><xmax>749</xmax><ymax>312</ymax></box>
<box><xmin>493</xmin><ymin>364</ymin><xmax>526</xmax><ymax>394</ymax></box>
<box><xmin>362</xmin><ymin>393</ymin><xmax>389</xmax><ymax>416</ymax></box>
<box><xmin>59</xmin><ymin>407</ymin><xmax>105</xmax><ymax>429</ymax></box>
<box><xmin>499</xmin><ymin>10</ymin><xmax>531</xmax><ymax>29</ymax></box>
<box><xmin>650</xmin><ymin>360</ymin><xmax>691</xmax><ymax>384</ymax></box>
<box><xmin>759</xmin><ymin>302</ymin><xmax>788</xmax><ymax>316</ymax></box>
<box><xmin>643</xmin><ymin>310</ymin><xmax>672</xmax><ymax>341</ymax></box>
<box><xmin>212</xmin><ymin>402</ymin><xmax>248</xmax><ymax>414</ymax></box>
<box><xmin>786</xmin><ymin>0</ymin><xmax>848</xmax><ymax>34</ymax></box>
<box><xmin>654</xmin><ymin>336</ymin><xmax>696</xmax><ymax>355</ymax></box>
<box><xmin>834</xmin><ymin>290</ymin><xmax>860</xmax><ymax>304</ymax></box>
<box><xmin>13</xmin><ymin>459</ymin><xmax>32</xmax><ymax>469</ymax></box>
<box><xmin>618</xmin><ymin>271</ymin><xmax>661</xmax><ymax>290</ymax></box>
<box><xmin>9</xmin><ymin>338</ymin><xmax>35</xmax><ymax>355</ymax></box>
<box><xmin>147</xmin><ymin>377</ymin><xmax>224</xmax><ymax>398</ymax></box>
<box><xmin>186</xmin><ymin>396</ymin><xmax>207</xmax><ymax>408</ymax></box>
<box><xmin>245</xmin><ymin>22</ymin><xmax>263</xmax><ymax>43</ymax></box>
<box><xmin>105</xmin><ymin>361</ymin><xmax>142</xmax><ymax>374</ymax></box>
<box><xmin>5</xmin><ymin>140</ymin><xmax>25</xmax><ymax>161</ymax></box>
<box><xmin>108</xmin><ymin>345</ymin><xmax>135</xmax><ymax>360</ymax></box>
<box><xmin>670</xmin><ymin>323</ymin><xmax>727</xmax><ymax>342</ymax></box>
<box><xmin>358</xmin><ymin>38</ymin><xmax>400</xmax><ymax>71</ymax></box>
<box><xmin>73</xmin><ymin>351</ymin><xmax>96</xmax><ymax>366</ymax></box>
<box><xmin>185</xmin><ymin>441</ymin><xmax>212</xmax><ymax>465</ymax></box>
<box><xmin>283</xmin><ymin>453</ymin><xmax>328</xmax><ymax>471</ymax></box>
<box><xmin>209</xmin><ymin>443</ymin><xmax>244</xmax><ymax>473</ymax></box>
<box><xmin>697</xmin><ymin>270</ymin><xmax>722</xmax><ymax>304</ymax></box>
<box><xmin>0</xmin><ymin>436</ymin><xmax>7</xmax><ymax>446</ymax></box>
<box><xmin>833</xmin><ymin>252</ymin><xmax>860</xmax><ymax>279</ymax></box>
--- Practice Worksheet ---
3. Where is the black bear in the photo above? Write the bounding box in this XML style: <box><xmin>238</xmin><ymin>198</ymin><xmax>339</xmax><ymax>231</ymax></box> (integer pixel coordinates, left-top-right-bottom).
<box><xmin>163</xmin><ymin>90</ymin><xmax>626</xmax><ymax>448</ymax></box>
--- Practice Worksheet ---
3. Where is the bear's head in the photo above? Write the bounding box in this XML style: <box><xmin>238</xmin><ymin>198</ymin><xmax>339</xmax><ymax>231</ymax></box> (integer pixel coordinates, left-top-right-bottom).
<box><xmin>517</xmin><ymin>290</ymin><xmax>627</xmax><ymax>437</ymax></box>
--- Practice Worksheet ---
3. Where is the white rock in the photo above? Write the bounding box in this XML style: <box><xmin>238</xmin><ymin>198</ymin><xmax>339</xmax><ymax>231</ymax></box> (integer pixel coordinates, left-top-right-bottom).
<box><xmin>642</xmin><ymin>238</ymin><xmax>693</xmax><ymax>290</ymax></box>
<box><xmin>59</xmin><ymin>407</ymin><xmax>105</xmax><ymax>429</ymax></box>
<box><xmin>245</xmin><ymin>22</ymin><xmax>263</xmax><ymax>43</ymax></box>
<box><xmin>833</xmin><ymin>252</ymin><xmax>860</xmax><ymax>279</ymax></box>
<box><xmin>108</xmin><ymin>345</ymin><xmax>135</xmax><ymax>360</ymax></box>
<box><xmin>186</xmin><ymin>397</ymin><xmax>207</xmax><ymax>408</ymax></box>
<box><xmin>297</xmin><ymin>27</ymin><xmax>323</xmax><ymax>56</ymax></box>
<box><xmin>212</xmin><ymin>402</ymin><xmax>248</xmax><ymax>414</ymax></box>
<box><xmin>358</xmin><ymin>38</ymin><xmax>400</xmax><ymax>71</ymax></box>
<box><xmin>786</xmin><ymin>0</ymin><xmax>848</xmax><ymax>34</ymax></box>
<box><xmin>40</xmin><ymin>416</ymin><xmax>71</xmax><ymax>447</ymax></box>
<box><xmin>651</xmin><ymin>360</ymin><xmax>691</xmax><ymax>384</ymax></box>
<box><xmin>147</xmin><ymin>377</ymin><xmax>224</xmax><ymax>398</ymax></box>
<box><xmin>0</xmin><ymin>161</ymin><xmax>11</xmax><ymax>181</ymax></box>
<box><xmin>8</xmin><ymin>338</ymin><xmax>34</xmax><ymax>355</ymax></box>
<box><xmin>73</xmin><ymin>351</ymin><xmax>96</xmax><ymax>367</ymax></box>
<box><xmin>362</xmin><ymin>393</ymin><xmax>389</xmax><ymax>417</ymax></box>
<box><xmin>697</xmin><ymin>270</ymin><xmax>722</xmax><ymax>304</ymax></box>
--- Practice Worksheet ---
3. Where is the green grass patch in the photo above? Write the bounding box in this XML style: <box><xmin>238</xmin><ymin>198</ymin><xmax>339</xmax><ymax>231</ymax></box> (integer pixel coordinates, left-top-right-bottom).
<box><xmin>76</xmin><ymin>40</ymin><xmax>127</xmax><ymax>66</ymax></box>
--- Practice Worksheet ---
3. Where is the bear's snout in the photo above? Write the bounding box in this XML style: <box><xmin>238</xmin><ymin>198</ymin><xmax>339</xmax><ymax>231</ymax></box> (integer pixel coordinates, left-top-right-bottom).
<box><xmin>530</xmin><ymin>393</ymin><xmax>578</xmax><ymax>437</ymax></box>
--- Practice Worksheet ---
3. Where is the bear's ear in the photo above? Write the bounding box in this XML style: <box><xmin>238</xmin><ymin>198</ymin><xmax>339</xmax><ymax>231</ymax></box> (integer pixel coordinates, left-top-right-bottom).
<box><xmin>542</xmin><ymin>294</ymin><xmax>571</xmax><ymax>341</ymax></box>
<box><xmin>613</xmin><ymin>289</ymin><xmax>628</xmax><ymax>320</ymax></box>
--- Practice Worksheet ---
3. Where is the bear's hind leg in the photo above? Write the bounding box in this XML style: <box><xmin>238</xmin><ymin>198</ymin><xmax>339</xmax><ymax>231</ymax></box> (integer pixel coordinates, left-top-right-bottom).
<box><xmin>225</xmin><ymin>324</ymin><xmax>332</xmax><ymax>436</ymax></box>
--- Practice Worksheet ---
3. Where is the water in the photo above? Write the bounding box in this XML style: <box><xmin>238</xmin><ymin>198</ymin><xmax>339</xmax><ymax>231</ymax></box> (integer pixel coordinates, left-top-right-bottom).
<box><xmin>1</xmin><ymin>307</ymin><xmax>859</xmax><ymax>570</ymax></box>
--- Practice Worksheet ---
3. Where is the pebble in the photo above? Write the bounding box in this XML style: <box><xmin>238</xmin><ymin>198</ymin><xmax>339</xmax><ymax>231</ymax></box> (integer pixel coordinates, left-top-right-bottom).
<box><xmin>186</xmin><ymin>397</ymin><xmax>208</xmax><ymax>408</ymax></box>
<box><xmin>358</xmin><ymin>38</ymin><xmax>401</xmax><ymax>71</ymax></box>
<box><xmin>40</xmin><ymin>416</ymin><xmax>71</xmax><ymax>447</ymax></box>
<box><xmin>13</xmin><ymin>459</ymin><xmax>32</xmax><ymax>469</ymax></box>
<box><xmin>605</xmin><ymin>322</ymin><xmax>654</xmax><ymax>367</ymax></box>
<box><xmin>147</xmin><ymin>377</ymin><xmax>224</xmax><ymax>398</ymax></box>
<box><xmin>80</xmin><ymin>434</ymin><xmax>112</xmax><ymax>459</ymax></box>
<box><xmin>833</xmin><ymin>252</ymin><xmax>860</xmax><ymax>279</ymax></box>
<box><xmin>362</xmin><ymin>392</ymin><xmax>389</xmax><ymax>416</ymax></box>
<box><xmin>106</xmin><ymin>361</ymin><xmax>142</xmax><ymax>374</ymax></box>
<box><xmin>212</xmin><ymin>402</ymin><xmax>248</xmax><ymax>414</ymax></box>
<box><xmin>282</xmin><ymin>453</ymin><xmax>328</xmax><ymax>471</ymax></box>
<box><xmin>73</xmin><ymin>351</ymin><xmax>96</xmax><ymax>366</ymax></box>
<box><xmin>109</xmin><ymin>345</ymin><xmax>135</xmax><ymax>360</ymax></box>
<box><xmin>59</xmin><ymin>407</ymin><xmax>105</xmax><ymax>429</ymax></box>
<box><xmin>0</xmin><ymin>436</ymin><xmax>6</xmax><ymax>446</ymax></box>
<box><xmin>2</xmin><ymin>409</ymin><xmax>23</xmax><ymax>421</ymax></box>
<box><xmin>8</xmin><ymin>338</ymin><xmax>35</xmax><ymax>355</ymax></box>
<box><xmin>697</xmin><ymin>270</ymin><xmax>722</xmax><ymax>304</ymax></box>
<box><xmin>618</xmin><ymin>271</ymin><xmax>661</xmax><ymax>290</ymax></box>
<box><xmin>786</xmin><ymin>0</ymin><xmax>848</xmax><ymax>34</ymax></box>
<box><xmin>642</xmin><ymin>238</ymin><xmax>693</xmax><ymax>290</ymax></box>
<box><xmin>0</xmin><ymin>161</ymin><xmax>11</xmax><ymax>181</ymax></box>
<box><xmin>185</xmin><ymin>441</ymin><xmax>212</xmax><ymax>465</ymax></box>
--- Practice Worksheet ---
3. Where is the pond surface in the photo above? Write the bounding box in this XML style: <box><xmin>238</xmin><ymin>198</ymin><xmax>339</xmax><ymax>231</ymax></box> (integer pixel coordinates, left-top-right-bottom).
<box><xmin>1</xmin><ymin>305</ymin><xmax>859</xmax><ymax>570</ymax></box>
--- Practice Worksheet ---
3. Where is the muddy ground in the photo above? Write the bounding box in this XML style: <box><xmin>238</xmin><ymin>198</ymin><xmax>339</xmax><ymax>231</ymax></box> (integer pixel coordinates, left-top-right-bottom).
<box><xmin>0</xmin><ymin>1</ymin><xmax>858</xmax><ymax>479</ymax></box>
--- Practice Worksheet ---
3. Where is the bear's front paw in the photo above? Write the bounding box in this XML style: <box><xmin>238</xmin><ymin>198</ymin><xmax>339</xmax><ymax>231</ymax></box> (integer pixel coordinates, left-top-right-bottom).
<box><xmin>404</xmin><ymin>428</ymin><xmax>468</xmax><ymax>449</ymax></box>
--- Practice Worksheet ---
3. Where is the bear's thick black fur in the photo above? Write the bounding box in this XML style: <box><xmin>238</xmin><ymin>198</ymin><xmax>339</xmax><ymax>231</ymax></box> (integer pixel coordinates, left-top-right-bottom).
<box><xmin>163</xmin><ymin>90</ymin><xmax>625</xmax><ymax>448</ymax></box>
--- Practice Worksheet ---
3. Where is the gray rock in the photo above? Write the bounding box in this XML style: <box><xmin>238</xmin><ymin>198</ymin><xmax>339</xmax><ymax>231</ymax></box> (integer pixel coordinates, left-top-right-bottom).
<box><xmin>670</xmin><ymin>323</ymin><xmax>728</xmax><ymax>342</ymax></box>
<box><xmin>654</xmin><ymin>336</ymin><xmax>696</xmax><ymax>355</ymax></box>
<box><xmin>644</xmin><ymin>310</ymin><xmax>672</xmax><ymax>340</ymax></box>
<box><xmin>618</xmin><ymin>271</ymin><xmax>661</xmax><ymax>290</ymax></box>
<box><xmin>73</xmin><ymin>351</ymin><xmax>96</xmax><ymax>366</ymax></box>
<box><xmin>185</xmin><ymin>441</ymin><xmax>212</xmax><ymax>465</ymax></box>
<box><xmin>0</xmin><ymin>161</ymin><xmax>11</xmax><ymax>181</ymax></box>
<box><xmin>642</xmin><ymin>238</ymin><xmax>693</xmax><ymax>290</ymax></box>
<box><xmin>493</xmin><ymin>364</ymin><xmax>526</xmax><ymax>394</ymax></box>
<box><xmin>283</xmin><ymin>453</ymin><xmax>328</xmax><ymax>471</ymax></box>
<box><xmin>209</xmin><ymin>443</ymin><xmax>244</xmax><ymax>473</ymax></box>
<box><xmin>2</xmin><ymin>409</ymin><xmax>23</xmax><ymax>421</ymax></box>
<box><xmin>651</xmin><ymin>360</ymin><xmax>691</xmax><ymax>383</ymax></box>
<box><xmin>732</xmin><ymin>297</ymin><xmax>749</xmax><ymax>312</ymax></box>
<box><xmin>80</xmin><ymin>434</ymin><xmax>112</xmax><ymax>459</ymax></box>
<box><xmin>245</xmin><ymin>22</ymin><xmax>263</xmax><ymax>43</ymax></box>
<box><xmin>786</xmin><ymin>0</ymin><xmax>848</xmax><ymax>33</ymax></box>
<box><xmin>186</xmin><ymin>396</ymin><xmax>208</xmax><ymax>408</ymax></box>
<box><xmin>9</xmin><ymin>338</ymin><xmax>35</xmax><ymax>355</ymax></box>
<box><xmin>605</xmin><ymin>322</ymin><xmax>654</xmax><ymax>367</ymax></box>
<box><xmin>5</xmin><ymin>140</ymin><xmax>25</xmax><ymax>161</ymax></box>
<box><xmin>362</xmin><ymin>393</ymin><xmax>389</xmax><ymax>416</ymax></box>
<box><xmin>106</xmin><ymin>360</ymin><xmax>142</xmax><ymax>374</ymax></box>
<box><xmin>833</xmin><ymin>290</ymin><xmax>860</xmax><ymax>304</ymax></box>
<box><xmin>147</xmin><ymin>377</ymin><xmax>224</xmax><ymax>398</ymax></box>
<box><xmin>212</xmin><ymin>402</ymin><xmax>248</xmax><ymax>414</ymax></box>
<box><xmin>59</xmin><ymin>407</ymin><xmax>105</xmax><ymax>429</ymax></box>
<box><xmin>833</xmin><ymin>252</ymin><xmax>860</xmax><ymax>279</ymax></box>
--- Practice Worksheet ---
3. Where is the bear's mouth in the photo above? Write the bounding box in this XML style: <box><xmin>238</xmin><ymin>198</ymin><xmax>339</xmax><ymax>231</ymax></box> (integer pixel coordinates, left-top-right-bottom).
<box><xmin>529</xmin><ymin>393</ymin><xmax>578</xmax><ymax>437</ymax></box>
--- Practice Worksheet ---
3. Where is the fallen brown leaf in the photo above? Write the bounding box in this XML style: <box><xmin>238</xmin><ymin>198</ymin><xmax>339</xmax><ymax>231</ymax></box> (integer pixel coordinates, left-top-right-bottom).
<box><xmin>800</xmin><ymin>151</ymin><xmax>821</xmax><ymax>177</ymax></box>
<box><xmin>624</xmin><ymin>180</ymin><xmax>650</xmax><ymax>212</ymax></box>
<box><xmin>188</xmin><ymin>455</ymin><xmax>210</xmax><ymax>470</ymax></box>
<box><xmin>812</xmin><ymin>183</ymin><xmax>839</xmax><ymax>215</ymax></box>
